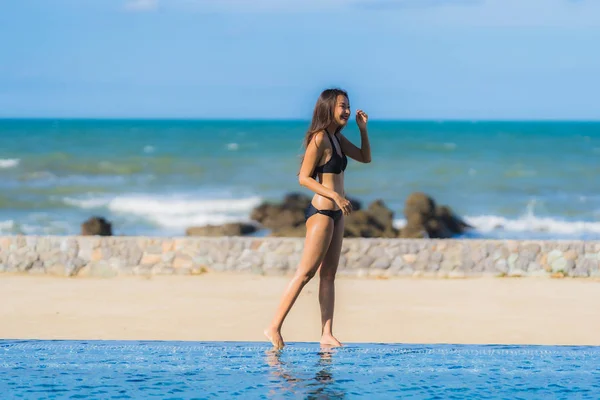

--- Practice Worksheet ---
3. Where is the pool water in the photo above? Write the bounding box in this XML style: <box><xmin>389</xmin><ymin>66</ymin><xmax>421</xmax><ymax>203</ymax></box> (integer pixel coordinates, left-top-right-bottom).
<box><xmin>1</xmin><ymin>340</ymin><xmax>599</xmax><ymax>399</ymax></box>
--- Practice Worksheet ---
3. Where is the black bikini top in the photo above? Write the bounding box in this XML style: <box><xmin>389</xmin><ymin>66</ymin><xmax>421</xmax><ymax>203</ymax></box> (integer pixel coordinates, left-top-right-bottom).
<box><xmin>312</xmin><ymin>129</ymin><xmax>348</xmax><ymax>178</ymax></box>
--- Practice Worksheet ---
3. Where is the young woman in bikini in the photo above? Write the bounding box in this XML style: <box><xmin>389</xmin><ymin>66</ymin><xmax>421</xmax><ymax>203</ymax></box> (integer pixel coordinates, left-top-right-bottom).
<box><xmin>264</xmin><ymin>88</ymin><xmax>372</xmax><ymax>349</ymax></box>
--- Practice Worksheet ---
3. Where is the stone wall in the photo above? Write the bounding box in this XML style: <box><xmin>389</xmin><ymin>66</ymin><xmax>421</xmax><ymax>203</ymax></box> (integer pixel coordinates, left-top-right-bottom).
<box><xmin>1</xmin><ymin>236</ymin><xmax>599</xmax><ymax>278</ymax></box>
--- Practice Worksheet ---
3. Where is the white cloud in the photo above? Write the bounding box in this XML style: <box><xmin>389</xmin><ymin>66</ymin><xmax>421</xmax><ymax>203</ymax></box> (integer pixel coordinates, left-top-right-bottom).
<box><xmin>124</xmin><ymin>0</ymin><xmax>159</xmax><ymax>12</ymax></box>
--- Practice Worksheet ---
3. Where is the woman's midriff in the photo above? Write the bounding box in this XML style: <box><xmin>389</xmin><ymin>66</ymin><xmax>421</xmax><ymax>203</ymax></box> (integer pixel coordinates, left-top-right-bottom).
<box><xmin>311</xmin><ymin>172</ymin><xmax>345</xmax><ymax>211</ymax></box>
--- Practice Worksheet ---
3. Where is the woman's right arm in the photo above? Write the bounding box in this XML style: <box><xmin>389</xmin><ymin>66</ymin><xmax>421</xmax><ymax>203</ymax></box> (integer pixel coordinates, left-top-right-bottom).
<box><xmin>298</xmin><ymin>132</ymin><xmax>352</xmax><ymax>214</ymax></box>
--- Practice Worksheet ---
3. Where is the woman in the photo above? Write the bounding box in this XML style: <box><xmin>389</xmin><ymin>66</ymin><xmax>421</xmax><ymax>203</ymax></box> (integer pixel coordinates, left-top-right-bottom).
<box><xmin>264</xmin><ymin>88</ymin><xmax>372</xmax><ymax>349</ymax></box>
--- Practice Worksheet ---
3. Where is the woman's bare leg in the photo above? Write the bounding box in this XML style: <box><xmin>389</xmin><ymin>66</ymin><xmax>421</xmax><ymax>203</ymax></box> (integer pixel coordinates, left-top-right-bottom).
<box><xmin>318</xmin><ymin>215</ymin><xmax>344</xmax><ymax>347</ymax></box>
<box><xmin>264</xmin><ymin>214</ymin><xmax>334</xmax><ymax>349</ymax></box>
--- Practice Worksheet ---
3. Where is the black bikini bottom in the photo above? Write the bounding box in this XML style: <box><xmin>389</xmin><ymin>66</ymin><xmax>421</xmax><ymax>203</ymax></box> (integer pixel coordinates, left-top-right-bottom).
<box><xmin>305</xmin><ymin>203</ymin><xmax>343</xmax><ymax>223</ymax></box>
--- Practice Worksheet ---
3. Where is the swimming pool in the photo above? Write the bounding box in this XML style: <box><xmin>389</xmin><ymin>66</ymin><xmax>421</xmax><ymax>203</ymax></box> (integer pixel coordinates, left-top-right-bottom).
<box><xmin>1</xmin><ymin>340</ymin><xmax>599</xmax><ymax>398</ymax></box>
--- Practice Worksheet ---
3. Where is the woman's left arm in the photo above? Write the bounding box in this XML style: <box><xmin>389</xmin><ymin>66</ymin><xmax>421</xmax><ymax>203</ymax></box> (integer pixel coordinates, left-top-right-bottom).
<box><xmin>339</xmin><ymin>109</ymin><xmax>371</xmax><ymax>163</ymax></box>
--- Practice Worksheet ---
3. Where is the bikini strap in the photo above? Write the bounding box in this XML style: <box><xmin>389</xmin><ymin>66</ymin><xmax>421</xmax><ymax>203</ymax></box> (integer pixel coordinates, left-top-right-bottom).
<box><xmin>325</xmin><ymin>128</ymin><xmax>342</xmax><ymax>155</ymax></box>
<box><xmin>324</xmin><ymin>129</ymin><xmax>335</xmax><ymax>147</ymax></box>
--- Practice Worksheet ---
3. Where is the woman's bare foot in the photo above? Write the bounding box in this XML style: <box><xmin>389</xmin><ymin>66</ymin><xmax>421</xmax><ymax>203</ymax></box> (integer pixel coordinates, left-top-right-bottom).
<box><xmin>320</xmin><ymin>333</ymin><xmax>342</xmax><ymax>347</ymax></box>
<box><xmin>264</xmin><ymin>327</ymin><xmax>285</xmax><ymax>349</ymax></box>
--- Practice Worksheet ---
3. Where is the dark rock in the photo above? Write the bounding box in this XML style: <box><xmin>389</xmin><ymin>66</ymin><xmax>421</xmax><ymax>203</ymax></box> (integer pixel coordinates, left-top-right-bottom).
<box><xmin>250</xmin><ymin>193</ymin><xmax>308</xmax><ymax>231</ymax></box>
<box><xmin>399</xmin><ymin>192</ymin><xmax>433</xmax><ymax>238</ymax></box>
<box><xmin>435</xmin><ymin>205</ymin><xmax>473</xmax><ymax>235</ymax></box>
<box><xmin>281</xmin><ymin>193</ymin><xmax>312</xmax><ymax>211</ymax></box>
<box><xmin>344</xmin><ymin>200</ymin><xmax>398</xmax><ymax>238</ymax></box>
<box><xmin>400</xmin><ymin>192</ymin><xmax>471</xmax><ymax>239</ymax></box>
<box><xmin>81</xmin><ymin>217</ymin><xmax>113</xmax><ymax>236</ymax></box>
<box><xmin>367</xmin><ymin>199</ymin><xmax>395</xmax><ymax>232</ymax></box>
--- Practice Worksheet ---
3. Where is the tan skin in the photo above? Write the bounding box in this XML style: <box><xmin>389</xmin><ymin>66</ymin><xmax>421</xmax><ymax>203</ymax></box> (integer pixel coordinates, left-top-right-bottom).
<box><xmin>264</xmin><ymin>94</ymin><xmax>371</xmax><ymax>349</ymax></box>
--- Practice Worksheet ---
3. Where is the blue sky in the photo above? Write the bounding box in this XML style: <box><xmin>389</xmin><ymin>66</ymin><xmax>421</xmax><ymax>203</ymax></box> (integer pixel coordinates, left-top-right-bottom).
<box><xmin>1</xmin><ymin>0</ymin><xmax>599</xmax><ymax>120</ymax></box>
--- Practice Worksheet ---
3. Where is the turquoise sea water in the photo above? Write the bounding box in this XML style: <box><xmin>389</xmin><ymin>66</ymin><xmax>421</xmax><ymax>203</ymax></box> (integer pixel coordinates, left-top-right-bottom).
<box><xmin>1</xmin><ymin>119</ymin><xmax>599</xmax><ymax>239</ymax></box>
<box><xmin>1</xmin><ymin>340</ymin><xmax>599</xmax><ymax>398</ymax></box>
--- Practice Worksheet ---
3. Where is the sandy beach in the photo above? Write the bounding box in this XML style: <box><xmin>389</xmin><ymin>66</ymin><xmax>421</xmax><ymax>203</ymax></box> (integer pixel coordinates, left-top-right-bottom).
<box><xmin>1</xmin><ymin>274</ymin><xmax>599</xmax><ymax>346</ymax></box>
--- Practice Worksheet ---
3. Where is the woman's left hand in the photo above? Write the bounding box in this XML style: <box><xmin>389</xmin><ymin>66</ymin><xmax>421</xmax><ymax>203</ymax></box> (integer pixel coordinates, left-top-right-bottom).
<box><xmin>356</xmin><ymin>109</ymin><xmax>368</xmax><ymax>131</ymax></box>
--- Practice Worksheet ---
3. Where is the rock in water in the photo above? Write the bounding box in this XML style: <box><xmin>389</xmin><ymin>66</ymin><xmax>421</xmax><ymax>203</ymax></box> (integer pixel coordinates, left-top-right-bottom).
<box><xmin>435</xmin><ymin>205</ymin><xmax>473</xmax><ymax>235</ymax></box>
<box><xmin>250</xmin><ymin>192</ymin><xmax>308</xmax><ymax>231</ymax></box>
<box><xmin>368</xmin><ymin>199</ymin><xmax>395</xmax><ymax>232</ymax></box>
<box><xmin>344</xmin><ymin>199</ymin><xmax>398</xmax><ymax>238</ymax></box>
<box><xmin>81</xmin><ymin>217</ymin><xmax>113</xmax><ymax>236</ymax></box>
<box><xmin>400</xmin><ymin>192</ymin><xmax>435</xmax><ymax>238</ymax></box>
<box><xmin>400</xmin><ymin>192</ymin><xmax>471</xmax><ymax>239</ymax></box>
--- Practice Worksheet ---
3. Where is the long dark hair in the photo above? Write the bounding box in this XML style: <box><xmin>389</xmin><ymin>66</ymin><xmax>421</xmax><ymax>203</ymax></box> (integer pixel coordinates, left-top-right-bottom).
<box><xmin>299</xmin><ymin>88</ymin><xmax>348</xmax><ymax>173</ymax></box>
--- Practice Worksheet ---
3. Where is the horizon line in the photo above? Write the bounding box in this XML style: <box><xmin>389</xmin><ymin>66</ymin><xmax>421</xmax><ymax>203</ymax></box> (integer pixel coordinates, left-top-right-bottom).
<box><xmin>1</xmin><ymin>117</ymin><xmax>600</xmax><ymax>123</ymax></box>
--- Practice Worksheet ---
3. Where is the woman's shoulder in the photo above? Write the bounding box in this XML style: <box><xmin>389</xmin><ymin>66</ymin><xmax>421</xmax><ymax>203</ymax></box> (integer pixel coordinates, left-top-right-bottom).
<box><xmin>310</xmin><ymin>130</ymin><xmax>328</xmax><ymax>147</ymax></box>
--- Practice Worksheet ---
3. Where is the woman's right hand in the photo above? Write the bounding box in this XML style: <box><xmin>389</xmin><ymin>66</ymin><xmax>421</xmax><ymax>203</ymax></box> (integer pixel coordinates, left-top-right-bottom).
<box><xmin>334</xmin><ymin>194</ymin><xmax>353</xmax><ymax>216</ymax></box>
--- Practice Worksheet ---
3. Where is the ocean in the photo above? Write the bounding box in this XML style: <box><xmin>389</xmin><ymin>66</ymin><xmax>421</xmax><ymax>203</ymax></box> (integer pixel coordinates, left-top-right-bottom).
<box><xmin>1</xmin><ymin>119</ymin><xmax>599</xmax><ymax>240</ymax></box>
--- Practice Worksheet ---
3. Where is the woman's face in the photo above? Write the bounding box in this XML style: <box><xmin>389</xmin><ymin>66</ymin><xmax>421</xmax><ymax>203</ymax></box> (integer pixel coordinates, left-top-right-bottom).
<box><xmin>333</xmin><ymin>95</ymin><xmax>351</xmax><ymax>127</ymax></box>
